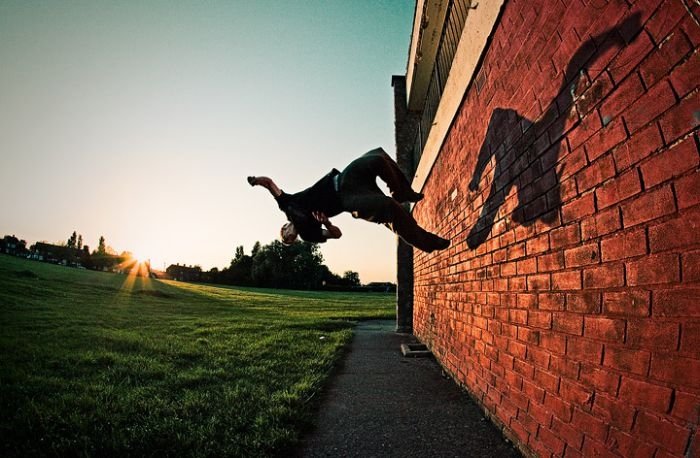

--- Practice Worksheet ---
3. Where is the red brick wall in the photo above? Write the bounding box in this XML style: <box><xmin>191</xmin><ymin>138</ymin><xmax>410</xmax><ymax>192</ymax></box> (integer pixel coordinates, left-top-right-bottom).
<box><xmin>412</xmin><ymin>1</ymin><xmax>699</xmax><ymax>456</ymax></box>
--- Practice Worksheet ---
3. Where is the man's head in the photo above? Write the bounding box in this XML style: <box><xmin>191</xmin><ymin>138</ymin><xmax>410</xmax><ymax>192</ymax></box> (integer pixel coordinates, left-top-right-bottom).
<box><xmin>280</xmin><ymin>221</ymin><xmax>298</xmax><ymax>245</ymax></box>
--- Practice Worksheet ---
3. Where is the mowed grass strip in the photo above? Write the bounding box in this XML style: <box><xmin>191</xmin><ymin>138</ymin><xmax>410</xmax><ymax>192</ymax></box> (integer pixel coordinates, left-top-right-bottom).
<box><xmin>0</xmin><ymin>255</ymin><xmax>393</xmax><ymax>457</ymax></box>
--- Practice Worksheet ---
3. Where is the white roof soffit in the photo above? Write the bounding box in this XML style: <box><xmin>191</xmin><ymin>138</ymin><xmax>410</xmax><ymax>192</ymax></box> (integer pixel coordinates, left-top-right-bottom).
<box><xmin>406</xmin><ymin>0</ymin><xmax>450</xmax><ymax>111</ymax></box>
<box><xmin>411</xmin><ymin>0</ymin><xmax>505</xmax><ymax>192</ymax></box>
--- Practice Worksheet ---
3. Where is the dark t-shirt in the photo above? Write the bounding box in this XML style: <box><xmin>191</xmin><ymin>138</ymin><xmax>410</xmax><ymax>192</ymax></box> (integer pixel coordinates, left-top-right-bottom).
<box><xmin>275</xmin><ymin>169</ymin><xmax>342</xmax><ymax>243</ymax></box>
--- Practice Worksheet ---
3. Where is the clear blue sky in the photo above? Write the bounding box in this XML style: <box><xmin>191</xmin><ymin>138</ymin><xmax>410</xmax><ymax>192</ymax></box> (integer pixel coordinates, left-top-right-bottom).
<box><xmin>0</xmin><ymin>0</ymin><xmax>415</xmax><ymax>282</ymax></box>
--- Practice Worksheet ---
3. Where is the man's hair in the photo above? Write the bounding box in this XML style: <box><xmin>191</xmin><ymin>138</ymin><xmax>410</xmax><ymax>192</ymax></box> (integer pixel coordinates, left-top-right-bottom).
<box><xmin>280</xmin><ymin>222</ymin><xmax>298</xmax><ymax>245</ymax></box>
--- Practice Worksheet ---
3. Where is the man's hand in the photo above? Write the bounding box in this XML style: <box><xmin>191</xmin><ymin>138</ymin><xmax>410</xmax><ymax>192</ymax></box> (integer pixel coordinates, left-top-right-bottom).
<box><xmin>312</xmin><ymin>211</ymin><xmax>329</xmax><ymax>223</ymax></box>
<box><xmin>313</xmin><ymin>211</ymin><xmax>342</xmax><ymax>239</ymax></box>
<box><xmin>247</xmin><ymin>176</ymin><xmax>282</xmax><ymax>197</ymax></box>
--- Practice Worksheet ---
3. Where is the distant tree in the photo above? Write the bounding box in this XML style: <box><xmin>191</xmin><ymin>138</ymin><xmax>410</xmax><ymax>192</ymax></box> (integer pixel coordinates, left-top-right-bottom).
<box><xmin>97</xmin><ymin>236</ymin><xmax>106</xmax><ymax>254</ymax></box>
<box><xmin>228</xmin><ymin>245</ymin><xmax>253</xmax><ymax>285</ymax></box>
<box><xmin>251</xmin><ymin>241</ymin><xmax>325</xmax><ymax>289</ymax></box>
<box><xmin>342</xmin><ymin>271</ymin><xmax>361</xmax><ymax>287</ymax></box>
<box><xmin>77</xmin><ymin>234</ymin><xmax>83</xmax><ymax>250</ymax></box>
<box><xmin>251</xmin><ymin>241</ymin><xmax>261</xmax><ymax>257</ymax></box>
<box><xmin>67</xmin><ymin>231</ymin><xmax>77</xmax><ymax>248</ymax></box>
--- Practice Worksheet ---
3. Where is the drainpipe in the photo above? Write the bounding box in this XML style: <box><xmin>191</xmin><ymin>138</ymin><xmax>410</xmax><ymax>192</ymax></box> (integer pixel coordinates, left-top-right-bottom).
<box><xmin>392</xmin><ymin>75</ymin><xmax>418</xmax><ymax>334</ymax></box>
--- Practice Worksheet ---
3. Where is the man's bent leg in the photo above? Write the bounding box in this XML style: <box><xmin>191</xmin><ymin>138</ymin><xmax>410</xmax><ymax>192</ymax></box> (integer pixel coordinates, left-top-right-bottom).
<box><xmin>344</xmin><ymin>192</ymin><xmax>449</xmax><ymax>252</ymax></box>
<box><xmin>342</xmin><ymin>148</ymin><xmax>423</xmax><ymax>203</ymax></box>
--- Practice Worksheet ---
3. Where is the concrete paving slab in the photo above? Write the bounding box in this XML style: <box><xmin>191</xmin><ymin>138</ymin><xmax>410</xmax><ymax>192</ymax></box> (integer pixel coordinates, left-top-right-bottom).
<box><xmin>298</xmin><ymin>320</ymin><xmax>521</xmax><ymax>458</ymax></box>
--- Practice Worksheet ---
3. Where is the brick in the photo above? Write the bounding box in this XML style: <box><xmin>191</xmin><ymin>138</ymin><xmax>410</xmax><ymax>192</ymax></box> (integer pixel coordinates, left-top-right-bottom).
<box><xmin>526</xmin><ymin>233</ymin><xmax>550</xmax><ymax>255</ymax></box>
<box><xmin>681</xmin><ymin>321</ymin><xmax>700</xmax><ymax>353</ymax></box>
<box><xmin>562</xmin><ymin>193</ymin><xmax>596</xmax><ymax>223</ymax></box>
<box><xmin>544</xmin><ymin>393</ymin><xmax>573</xmax><ymax>423</ymax></box>
<box><xmin>669</xmin><ymin>51</ymin><xmax>700</xmax><ymax>97</ymax></box>
<box><xmin>641</xmin><ymin>136</ymin><xmax>699</xmax><ymax>188</ymax></box>
<box><xmin>549</xmin><ymin>354</ymin><xmax>579</xmax><ymax>380</ymax></box>
<box><xmin>581</xmin><ymin>207</ymin><xmax>622</xmax><ymax>241</ymax></box>
<box><xmin>658</xmin><ymin>90</ymin><xmax>700</xmax><ymax>143</ymax></box>
<box><xmin>553</xmin><ymin>312</ymin><xmax>583</xmax><ymax>336</ymax></box>
<box><xmin>552</xmin><ymin>270</ymin><xmax>582</xmax><ymax>290</ymax></box>
<box><xmin>528</xmin><ymin>437</ymin><xmax>554</xmax><ymax>458</ymax></box>
<box><xmin>603</xmin><ymin>290</ymin><xmax>650</xmax><ymax>317</ymax></box>
<box><xmin>551</xmin><ymin>417</ymin><xmax>583</xmax><ymax>451</ymax></box>
<box><xmin>579</xmin><ymin>363</ymin><xmax>620</xmax><ymax>394</ymax></box>
<box><xmin>600</xmin><ymin>228</ymin><xmax>647</xmax><ymax>261</ymax></box>
<box><xmin>584</xmin><ymin>316</ymin><xmax>625</xmax><ymax>342</ymax></box>
<box><xmin>651</xmin><ymin>353</ymin><xmax>700</xmax><ymax>389</ymax></box>
<box><xmin>529</xmin><ymin>310</ymin><xmax>552</xmax><ymax>329</ymax></box>
<box><xmin>622</xmin><ymin>80</ymin><xmax>676</xmax><ymax>134</ymax></box>
<box><xmin>565</xmin><ymin>242</ymin><xmax>600</xmax><ymax>268</ymax></box>
<box><xmin>603</xmin><ymin>345</ymin><xmax>651</xmax><ymax>375</ymax></box>
<box><xmin>644</xmin><ymin>0</ymin><xmax>689</xmax><ymax>43</ymax></box>
<box><xmin>559</xmin><ymin>146</ymin><xmax>589</xmax><ymax>181</ymax></box>
<box><xmin>575</xmin><ymin>71</ymin><xmax>614</xmax><ymax>118</ymax></box>
<box><xmin>599</xmin><ymin>73</ymin><xmax>646</xmax><ymax>120</ymax></box>
<box><xmin>549</xmin><ymin>223</ymin><xmax>580</xmax><ymax>249</ymax></box>
<box><xmin>581</xmin><ymin>437</ymin><xmax>617</xmax><ymax>458</ymax></box>
<box><xmin>517</xmin><ymin>256</ymin><xmax>537</xmax><ymax>274</ymax></box>
<box><xmin>593</xmin><ymin>393</ymin><xmax>636</xmax><ymax>431</ymax></box>
<box><xmin>671</xmin><ymin>391</ymin><xmax>700</xmax><ymax>423</ymax></box>
<box><xmin>608</xmin><ymin>30</ymin><xmax>654</xmax><ymax>83</ymax></box>
<box><xmin>539</xmin><ymin>292</ymin><xmax>565</xmax><ymax>311</ymax></box>
<box><xmin>622</xmin><ymin>184</ymin><xmax>676</xmax><ymax>228</ymax></box>
<box><xmin>639</xmin><ymin>27</ymin><xmax>693</xmax><ymax>88</ymax></box>
<box><xmin>654</xmin><ymin>288</ymin><xmax>700</xmax><ymax>317</ymax></box>
<box><xmin>613</xmin><ymin>123</ymin><xmax>664</xmax><ymax>171</ymax></box>
<box><xmin>606</xmin><ymin>428</ymin><xmax>657</xmax><ymax>458</ymax></box>
<box><xmin>635</xmin><ymin>411</ymin><xmax>691</xmax><ymax>455</ymax></box>
<box><xmin>534</xmin><ymin>368</ymin><xmax>560</xmax><ymax>393</ymax></box>
<box><xmin>508</xmin><ymin>418</ymin><xmax>530</xmax><ymax>444</ymax></box>
<box><xmin>567</xmin><ymin>337</ymin><xmax>603</xmax><ymax>364</ymax></box>
<box><xmin>540</xmin><ymin>331</ymin><xmax>566</xmax><ymax>355</ymax></box>
<box><xmin>527</xmin><ymin>273</ymin><xmax>551</xmax><ymax>291</ymax></box>
<box><xmin>596</xmin><ymin>168</ymin><xmax>642</xmax><ymax>209</ymax></box>
<box><xmin>619</xmin><ymin>377</ymin><xmax>673</xmax><ymax>411</ymax></box>
<box><xmin>523</xmin><ymin>379</ymin><xmax>546</xmax><ymax>406</ymax></box>
<box><xmin>566</xmin><ymin>291</ymin><xmax>601</xmax><ymax>314</ymax></box>
<box><xmin>649</xmin><ymin>205</ymin><xmax>700</xmax><ymax>253</ymax></box>
<box><xmin>583</xmin><ymin>263</ymin><xmax>625</xmax><ymax>289</ymax></box>
<box><xmin>572</xmin><ymin>408</ymin><xmax>609</xmax><ymax>442</ymax></box>
<box><xmin>517</xmin><ymin>293</ymin><xmax>538</xmax><ymax>309</ymax></box>
<box><xmin>627</xmin><ymin>319</ymin><xmax>679</xmax><ymax>350</ymax></box>
<box><xmin>538</xmin><ymin>251</ymin><xmax>564</xmax><ymax>273</ymax></box>
<box><xmin>576</xmin><ymin>154</ymin><xmax>615</xmax><ymax>192</ymax></box>
<box><xmin>583</xmin><ymin>118</ymin><xmax>628</xmax><ymax>162</ymax></box>
<box><xmin>559</xmin><ymin>378</ymin><xmax>592</xmax><ymax>408</ymax></box>
<box><xmin>626</xmin><ymin>252</ymin><xmax>680</xmax><ymax>285</ymax></box>
<box><xmin>675</xmin><ymin>170</ymin><xmax>700</xmax><ymax>210</ymax></box>
<box><xmin>538</xmin><ymin>425</ymin><xmax>566</xmax><ymax>456</ymax></box>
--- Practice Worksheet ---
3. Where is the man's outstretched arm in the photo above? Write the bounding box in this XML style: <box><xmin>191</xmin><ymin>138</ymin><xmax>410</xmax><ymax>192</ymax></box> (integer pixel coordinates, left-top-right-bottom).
<box><xmin>248</xmin><ymin>176</ymin><xmax>282</xmax><ymax>198</ymax></box>
<box><xmin>313</xmin><ymin>212</ymin><xmax>342</xmax><ymax>239</ymax></box>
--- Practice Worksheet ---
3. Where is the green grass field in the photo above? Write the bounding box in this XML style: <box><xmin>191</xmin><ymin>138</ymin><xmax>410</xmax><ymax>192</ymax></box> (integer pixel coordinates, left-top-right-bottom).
<box><xmin>0</xmin><ymin>254</ymin><xmax>393</xmax><ymax>457</ymax></box>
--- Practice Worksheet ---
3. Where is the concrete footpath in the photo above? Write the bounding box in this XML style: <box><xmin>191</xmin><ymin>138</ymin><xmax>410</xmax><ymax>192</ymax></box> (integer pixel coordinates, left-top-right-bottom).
<box><xmin>298</xmin><ymin>320</ymin><xmax>521</xmax><ymax>458</ymax></box>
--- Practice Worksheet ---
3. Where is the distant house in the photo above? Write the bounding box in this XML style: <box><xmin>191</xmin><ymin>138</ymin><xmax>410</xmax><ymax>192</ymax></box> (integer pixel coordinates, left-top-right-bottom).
<box><xmin>166</xmin><ymin>264</ymin><xmax>202</xmax><ymax>282</ymax></box>
<box><xmin>366</xmin><ymin>282</ymin><xmax>397</xmax><ymax>293</ymax></box>
<box><xmin>0</xmin><ymin>235</ymin><xmax>29</xmax><ymax>257</ymax></box>
<box><xmin>29</xmin><ymin>242</ymin><xmax>82</xmax><ymax>266</ymax></box>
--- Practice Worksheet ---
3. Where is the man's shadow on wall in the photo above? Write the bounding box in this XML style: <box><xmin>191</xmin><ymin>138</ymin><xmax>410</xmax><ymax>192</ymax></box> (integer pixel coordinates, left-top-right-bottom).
<box><xmin>466</xmin><ymin>13</ymin><xmax>641</xmax><ymax>249</ymax></box>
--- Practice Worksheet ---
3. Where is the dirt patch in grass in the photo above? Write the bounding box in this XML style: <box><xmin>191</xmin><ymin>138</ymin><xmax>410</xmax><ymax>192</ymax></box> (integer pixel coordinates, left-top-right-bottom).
<box><xmin>132</xmin><ymin>289</ymin><xmax>173</xmax><ymax>299</ymax></box>
<box><xmin>13</xmin><ymin>269</ymin><xmax>39</xmax><ymax>279</ymax></box>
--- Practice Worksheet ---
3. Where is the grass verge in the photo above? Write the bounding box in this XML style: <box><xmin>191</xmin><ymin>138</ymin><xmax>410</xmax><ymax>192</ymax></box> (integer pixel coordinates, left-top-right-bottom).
<box><xmin>0</xmin><ymin>255</ymin><xmax>393</xmax><ymax>457</ymax></box>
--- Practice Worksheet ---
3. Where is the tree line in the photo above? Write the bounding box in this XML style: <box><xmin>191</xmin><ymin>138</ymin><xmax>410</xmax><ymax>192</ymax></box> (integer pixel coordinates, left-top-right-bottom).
<box><xmin>202</xmin><ymin>240</ymin><xmax>362</xmax><ymax>291</ymax></box>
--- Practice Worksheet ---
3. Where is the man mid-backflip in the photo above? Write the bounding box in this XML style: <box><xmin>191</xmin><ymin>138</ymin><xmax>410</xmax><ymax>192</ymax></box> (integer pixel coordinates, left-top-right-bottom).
<box><xmin>248</xmin><ymin>147</ymin><xmax>450</xmax><ymax>253</ymax></box>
